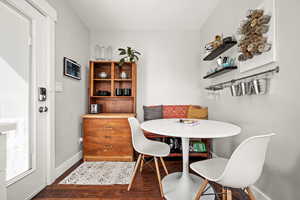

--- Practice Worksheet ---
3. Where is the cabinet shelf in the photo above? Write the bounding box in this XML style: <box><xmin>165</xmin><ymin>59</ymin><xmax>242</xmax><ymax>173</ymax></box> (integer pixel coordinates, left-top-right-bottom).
<box><xmin>114</xmin><ymin>79</ymin><xmax>132</xmax><ymax>81</ymax></box>
<box><xmin>94</xmin><ymin>79</ymin><xmax>112</xmax><ymax>81</ymax></box>
<box><xmin>203</xmin><ymin>41</ymin><xmax>237</xmax><ymax>61</ymax></box>
<box><xmin>91</xmin><ymin>96</ymin><xmax>134</xmax><ymax>98</ymax></box>
<box><xmin>203</xmin><ymin>66</ymin><xmax>238</xmax><ymax>79</ymax></box>
<box><xmin>90</xmin><ymin>61</ymin><xmax>136</xmax><ymax>114</ymax></box>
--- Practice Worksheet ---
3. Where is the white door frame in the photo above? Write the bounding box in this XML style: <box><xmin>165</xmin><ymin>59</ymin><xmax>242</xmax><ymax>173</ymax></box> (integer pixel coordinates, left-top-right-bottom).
<box><xmin>4</xmin><ymin>0</ymin><xmax>58</xmax><ymax>189</ymax></box>
<box><xmin>25</xmin><ymin>0</ymin><xmax>57</xmax><ymax>185</ymax></box>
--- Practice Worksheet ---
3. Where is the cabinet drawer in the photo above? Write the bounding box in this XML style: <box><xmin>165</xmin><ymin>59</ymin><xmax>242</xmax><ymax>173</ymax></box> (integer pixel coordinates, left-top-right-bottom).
<box><xmin>83</xmin><ymin>117</ymin><xmax>133</xmax><ymax>161</ymax></box>
<box><xmin>83</xmin><ymin>118</ymin><xmax>130</xmax><ymax>136</ymax></box>
<box><xmin>84</xmin><ymin>118</ymin><xmax>129</xmax><ymax>129</ymax></box>
<box><xmin>84</xmin><ymin>134</ymin><xmax>131</xmax><ymax>145</ymax></box>
<box><xmin>84</xmin><ymin>140</ymin><xmax>132</xmax><ymax>156</ymax></box>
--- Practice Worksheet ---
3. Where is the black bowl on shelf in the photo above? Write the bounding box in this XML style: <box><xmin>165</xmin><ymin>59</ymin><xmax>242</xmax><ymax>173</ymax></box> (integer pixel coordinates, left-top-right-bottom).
<box><xmin>97</xmin><ymin>90</ymin><xmax>111</xmax><ymax>96</ymax></box>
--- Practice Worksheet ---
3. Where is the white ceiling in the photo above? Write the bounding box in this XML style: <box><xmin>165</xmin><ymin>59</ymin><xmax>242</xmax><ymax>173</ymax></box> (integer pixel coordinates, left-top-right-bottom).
<box><xmin>66</xmin><ymin>0</ymin><xmax>220</xmax><ymax>31</ymax></box>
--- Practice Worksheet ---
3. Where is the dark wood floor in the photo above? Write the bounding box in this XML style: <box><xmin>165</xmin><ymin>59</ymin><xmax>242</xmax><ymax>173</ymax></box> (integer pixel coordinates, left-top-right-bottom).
<box><xmin>33</xmin><ymin>159</ymin><xmax>248</xmax><ymax>200</ymax></box>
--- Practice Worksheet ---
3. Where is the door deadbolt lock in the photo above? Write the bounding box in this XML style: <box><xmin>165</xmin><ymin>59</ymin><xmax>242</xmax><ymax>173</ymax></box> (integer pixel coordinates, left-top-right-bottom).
<box><xmin>38</xmin><ymin>87</ymin><xmax>47</xmax><ymax>101</ymax></box>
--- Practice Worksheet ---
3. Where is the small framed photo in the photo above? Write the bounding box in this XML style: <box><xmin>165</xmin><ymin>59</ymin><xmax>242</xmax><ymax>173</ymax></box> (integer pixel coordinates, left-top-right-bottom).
<box><xmin>64</xmin><ymin>57</ymin><xmax>81</xmax><ymax>80</ymax></box>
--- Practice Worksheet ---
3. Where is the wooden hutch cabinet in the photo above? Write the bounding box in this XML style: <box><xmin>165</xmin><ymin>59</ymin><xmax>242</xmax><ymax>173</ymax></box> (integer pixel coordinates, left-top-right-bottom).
<box><xmin>82</xmin><ymin>61</ymin><xmax>137</xmax><ymax>161</ymax></box>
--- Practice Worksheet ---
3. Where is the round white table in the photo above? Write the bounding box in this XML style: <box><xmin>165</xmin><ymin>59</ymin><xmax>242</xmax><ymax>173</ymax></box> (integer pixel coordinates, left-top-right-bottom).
<box><xmin>141</xmin><ymin>119</ymin><xmax>241</xmax><ymax>200</ymax></box>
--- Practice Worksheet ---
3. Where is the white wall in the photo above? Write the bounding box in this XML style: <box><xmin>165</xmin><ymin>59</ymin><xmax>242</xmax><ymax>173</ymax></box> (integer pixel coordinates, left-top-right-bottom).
<box><xmin>199</xmin><ymin>0</ymin><xmax>300</xmax><ymax>199</ymax></box>
<box><xmin>90</xmin><ymin>31</ymin><xmax>202</xmax><ymax>119</ymax></box>
<box><xmin>47</xmin><ymin>0</ymin><xmax>89</xmax><ymax>167</ymax></box>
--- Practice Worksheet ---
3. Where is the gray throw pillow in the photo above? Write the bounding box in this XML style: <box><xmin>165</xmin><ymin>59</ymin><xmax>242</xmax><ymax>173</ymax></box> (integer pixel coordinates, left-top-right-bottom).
<box><xmin>143</xmin><ymin>105</ymin><xmax>163</xmax><ymax>121</ymax></box>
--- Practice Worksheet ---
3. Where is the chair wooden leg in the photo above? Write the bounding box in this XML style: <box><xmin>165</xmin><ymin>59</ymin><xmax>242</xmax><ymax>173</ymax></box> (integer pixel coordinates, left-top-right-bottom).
<box><xmin>222</xmin><ymin>187</ymin><xmax>227</xmax><ymax>200</ymax></box>
<box><xmin>246</xmin><ymin>187</ymin><xmax>256</xmax><ymax>200</ymax></box>
<box><xmin>154</xmin><ymin>157</ymin><xmax>164</xmax><ymax>197</ymax></box>
<box><xmin>226</xmin><ymin>189</ymin><xmax>232</xmax><ymax>200</ymax></box>
<box><xmin>194</xmin><ymin>179</ymin><xmax>209</xmax><ymax>200</ymax></box>
<box><xmin>159</xmin><ymin>157</ymin><xmax>169</xmax><ymax>175</ymax></box>
<box><xmin>127</xmin><ymin>154</ymin><xmax>142</xmax><ymax>191</ymax></box>
<box><xmin>140</xmin><ymin>154</ymin><xmax>145</xmax><ymax>173</ymax></box>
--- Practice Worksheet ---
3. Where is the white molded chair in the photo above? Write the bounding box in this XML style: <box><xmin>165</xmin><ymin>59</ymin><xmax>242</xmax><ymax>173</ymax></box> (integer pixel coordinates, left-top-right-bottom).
<box><xmin>127</xmin><ymin>117</ymin><xmax>170</xmax><ymax>197</ymax></box>
<box><xmin>190</xmin><ymin>133</ymin><xmax>275</xmax><ymax>200</ymax></box>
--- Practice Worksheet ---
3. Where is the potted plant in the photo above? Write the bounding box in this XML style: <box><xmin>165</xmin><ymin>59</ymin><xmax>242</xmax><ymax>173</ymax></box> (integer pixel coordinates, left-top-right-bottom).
<box><xmin>118</xmin><ymin>47</ymin><xmax>141</xmax><ymax>66</ymax></box>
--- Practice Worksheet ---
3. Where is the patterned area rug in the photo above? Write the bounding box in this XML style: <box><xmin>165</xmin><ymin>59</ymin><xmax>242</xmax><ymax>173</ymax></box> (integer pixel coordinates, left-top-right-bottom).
<box><xmin>60</xmin><ymin>162</ymin><xmax>135</xmax><ymax>185</ymax></box>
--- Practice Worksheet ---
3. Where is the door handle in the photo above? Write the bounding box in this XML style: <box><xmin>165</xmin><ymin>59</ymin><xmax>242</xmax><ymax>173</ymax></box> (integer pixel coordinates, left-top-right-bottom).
<box><xmin>39</xmin><ymin>106</ymin><xmax>48</xmax><ymax>113</ymax></box>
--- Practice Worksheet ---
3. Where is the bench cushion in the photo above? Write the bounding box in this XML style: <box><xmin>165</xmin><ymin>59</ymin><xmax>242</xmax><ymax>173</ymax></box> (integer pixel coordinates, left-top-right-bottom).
<box><xmin>162</xmin><ymin>105</ymin><xmax>189</xmax><ymax>119</ymax></box>
<box><xmin>143</xmin><ymin>105</ymin><xmax>163</xmax><ymax>121</ymax></box>
<box><xmin>187</xmin><ymin>106</ymin><xmax>208</xmax><ymax>119</ymax></box>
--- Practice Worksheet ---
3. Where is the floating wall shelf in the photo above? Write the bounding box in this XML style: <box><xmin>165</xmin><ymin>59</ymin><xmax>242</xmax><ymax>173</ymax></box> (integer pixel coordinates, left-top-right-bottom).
<box><xmin>203</xmin><ymin>41</ymin><xmax>237</xmax><ymax>61</ymax></box>
<box><xmin>203</xmin><ymin>66</ymin><xmax>238</xmax><ymax>79</ymax></box>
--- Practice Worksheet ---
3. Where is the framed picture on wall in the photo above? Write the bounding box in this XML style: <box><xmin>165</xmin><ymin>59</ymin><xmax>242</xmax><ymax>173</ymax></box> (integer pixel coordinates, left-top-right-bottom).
<box><xmin>238</xmin><ymin>0</ymin><xmax>277</xmax><ymax>73</ymax></box>
<box><xmin>63</xmin><ymin>57</ymin><xmax>81</xmax><ymax>80</ymax></box>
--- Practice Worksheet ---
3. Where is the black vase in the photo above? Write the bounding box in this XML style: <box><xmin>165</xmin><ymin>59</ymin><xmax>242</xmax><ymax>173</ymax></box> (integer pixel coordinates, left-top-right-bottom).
<box><xmin>115</xmin><ymin>88</ymin><xmax>123</xmax><ymax>96</ymax></box>
<box><xmin>123</xmin><ymin>88</ymin><xmax>131</xmax><ymax>96</ymax></box>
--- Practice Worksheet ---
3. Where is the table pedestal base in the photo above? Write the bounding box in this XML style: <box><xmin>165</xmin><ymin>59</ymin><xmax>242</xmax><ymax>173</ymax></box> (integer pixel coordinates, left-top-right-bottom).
<box><xmin>162</xmin><ymin>172</ymin><xmax>214</xmax><ymax>200</ymax></box>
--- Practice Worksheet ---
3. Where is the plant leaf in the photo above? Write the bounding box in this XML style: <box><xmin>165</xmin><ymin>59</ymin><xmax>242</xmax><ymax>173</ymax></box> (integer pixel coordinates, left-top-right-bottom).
<box><xmin>118</xmin><ymin>48</ymin><xmax>126</xmax><ymax>56</ymax></box>
<box><xmin>133</xmin><ymin>50</ymin><xmax>141</xmax><ymax>55</ymax></box>
<box><xmin>127</xmin><ymin>47</ymin><xmax>132</xmax><ymax>56</ymax></box>
<box><xmin>118</xmin><ymin>58</ymin><xmax>125</xmax><ymax>67</ymax></box>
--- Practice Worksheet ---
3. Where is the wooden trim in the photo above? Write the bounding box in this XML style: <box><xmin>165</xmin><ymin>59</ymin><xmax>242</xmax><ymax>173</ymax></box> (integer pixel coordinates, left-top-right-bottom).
<box><xmin>92</xmin><ymin>61</ymin><xmax>135</xmax><ymax>64</ymax></box>
<box><xmin>82</xmin><ymin>113</ymin><xmax>136</xmax><ymax>119</ymax></box>
<box><xmin>84</xmin><ymin>155</ymin><xmax>133</xmax><ymax>162</ymax></box>
<box><xmin>90</xmin><ymin>61</ymin><xmax>94</xmax><ymax>97</ymax></box>
<box><xmin>194</xmin><ymin>179</ymin><xmax>209</xmax><ymax>200</ymax></box>
<box><xmin>132</xmin><ymin>63</ymin><xmax>137</xmax><ymax>113</ymax></box>
<box><xmin>127</xmin><ymin>154</ymin><xmax>142</xmax><ymax>191</ymax></box>
<box><xmin>111</xmin><ymin>62</ymin><xmax>114</xmax><ymax>96</ymax></box>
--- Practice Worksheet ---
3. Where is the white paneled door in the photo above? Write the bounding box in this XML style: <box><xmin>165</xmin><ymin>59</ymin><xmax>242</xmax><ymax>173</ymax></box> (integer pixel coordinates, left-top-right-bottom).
<box><xmin>0</xmin><ymin>0</ymin><xmax>48</xmax><ymax>199</ymax></box>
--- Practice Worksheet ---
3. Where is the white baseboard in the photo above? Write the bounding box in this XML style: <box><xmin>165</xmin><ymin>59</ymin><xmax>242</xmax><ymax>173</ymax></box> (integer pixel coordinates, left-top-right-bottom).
<box><xmin>251</xmin><ymin>185</ymin><xmax>272</xmax><ymax>200</ymax></box>
<box><xmin>54</xmin><ymin>151</ymin><xmax>82</xmax><ymax>180</ymax></box>
<box><xmin>25</xmin><ymin>184</ymin><xmax>46</xmax><ymax>200</ymax></box>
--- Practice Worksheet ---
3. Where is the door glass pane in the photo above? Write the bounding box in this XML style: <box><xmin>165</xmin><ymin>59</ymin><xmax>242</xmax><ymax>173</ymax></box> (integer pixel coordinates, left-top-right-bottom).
<box><xmin>0</xmin><ymin>2</ymin><xmax>32</xmax><ymax>181</ymax></box>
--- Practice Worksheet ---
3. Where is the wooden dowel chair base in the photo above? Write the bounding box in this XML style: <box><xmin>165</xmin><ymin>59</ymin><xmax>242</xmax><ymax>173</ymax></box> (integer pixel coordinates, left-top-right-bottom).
<box><xmin>246</xmin><ymin>187</ymin><xmax>256</xmax><ymax>200</ymax></box>
<box><xmin>128</xmin><ymin>154</ymin><xmax>168</xmax><ymax>198</ymax></box>
<box><xmin>127</xmin><ymin>154</ymin><xmax>142</xmax><ymax>191</ymax></box>
<box><xmin>194</xmin><ymin>179</ymin><xmax>209</xmax><ymax>200</ymax></box>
